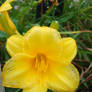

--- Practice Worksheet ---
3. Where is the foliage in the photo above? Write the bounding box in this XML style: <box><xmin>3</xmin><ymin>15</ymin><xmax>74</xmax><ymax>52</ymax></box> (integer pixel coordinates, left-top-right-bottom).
<box><xmin>0</xmin><ymin>0</ymin><xmax>92</xmax><ymax>92</ymax></box>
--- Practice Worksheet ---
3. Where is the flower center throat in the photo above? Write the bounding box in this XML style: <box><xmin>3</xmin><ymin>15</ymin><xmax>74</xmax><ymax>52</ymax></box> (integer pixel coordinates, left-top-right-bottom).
<box><xmin>34</xmin><ymin>54</ymin><xmax>48</xmax><ymax>72</ymax></box>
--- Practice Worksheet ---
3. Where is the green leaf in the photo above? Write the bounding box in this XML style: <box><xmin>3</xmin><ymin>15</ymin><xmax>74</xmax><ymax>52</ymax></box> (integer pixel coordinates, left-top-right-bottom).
<box><xmin>5</xmin><ymin>88</ymin><xmax>22</xmax><ymax>92</ymax></box>
<box><xmin>0</xmin><ymin>31</ymin><xmax>7</xmax><ymax>41</ymax></box>
<box><xmin>58</xmin><ymin>12</ymin><xmax>74</xmax><ymax>23</ymax></box>
<box><xmin>0</xmin><ymin>44</ymin><xmax>10</xmax><ymax>64</ymax></box>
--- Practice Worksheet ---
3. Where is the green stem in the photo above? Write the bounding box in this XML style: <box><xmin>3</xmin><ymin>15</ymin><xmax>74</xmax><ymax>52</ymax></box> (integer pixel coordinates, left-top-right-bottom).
<box><xmin>60</xmin><ymin>30</ymin><xmax>92</xmax><ymax>34</ymax></box>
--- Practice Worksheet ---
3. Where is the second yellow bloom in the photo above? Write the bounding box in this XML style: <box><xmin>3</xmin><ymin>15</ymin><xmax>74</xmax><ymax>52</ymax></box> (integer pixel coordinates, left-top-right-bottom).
<box><xmin>0</xmin><ymin>0</ymin><xmax>17</xmax><ymax>35</ymax></box>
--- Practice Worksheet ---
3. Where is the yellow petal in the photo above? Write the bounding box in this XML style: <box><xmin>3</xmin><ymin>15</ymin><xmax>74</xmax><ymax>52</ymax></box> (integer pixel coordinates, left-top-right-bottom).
<box><xmin>0</xmin><ymin>24</ymin><xmax>4</xmax><ymax>31</ymax></box>
<box><xmin>46</xmin><ymin>63</ymin><xmax>79</xmax><ymax>92</ymax></box>
<box><xmin>24</xmin><ymin>26</ymin><xmax>63</xmax><ymax>61</ymax></box>
<box><xmin>23</xmin><ymin>84</ymin><xmax>47</xmax><ymax>92</ymax></box>
<box><xmin>2</xmin><ymin>53</ymin><xmax>37</xmax><ymax>88</ymax></box>
<box><xmin>6</xmin><ymin>35</ymin><xmax>28</xmax><ymax>57</ymax></box>
<box><xmin>2</xmin><ymin>11</ymin><xmax>17</xmax><ymax>32</ymax></box>
<box><xmin>0</xmin><ymin>11</ymin><xmax>17</xmax><ymax>34</ymax></box>
<box><xmin>0</xmin><ymin>3</ymin><xmax>12</xmax><ymax>12</ymax></box>
<box><xmin>0</xmin><ymin>0</ymin><xmax>14</xmax><ymax>12</ymax></box>
<box><xmin>61</xmin><ymin>38</ymin><xmax>77</xmax><ymax>65</ymax></box>
<box><xmin>5</xmin><ymin>0</ymin><xmax>14</xmax><ymax>3</ymax></box>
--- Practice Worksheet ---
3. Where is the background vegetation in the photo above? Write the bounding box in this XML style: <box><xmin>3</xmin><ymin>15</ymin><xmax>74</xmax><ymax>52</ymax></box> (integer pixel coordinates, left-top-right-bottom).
<box><xmin>0</xmin><ymin>0</ymin><xmax>92</xmax><ymax>92</ymax></box>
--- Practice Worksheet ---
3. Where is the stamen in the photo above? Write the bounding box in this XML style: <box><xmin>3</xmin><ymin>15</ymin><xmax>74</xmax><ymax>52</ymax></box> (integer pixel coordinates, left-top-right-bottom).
<box><xmin>35</xmin><ymin>54</ymin><xmax>48</xmax><ymax>72</ymax></box>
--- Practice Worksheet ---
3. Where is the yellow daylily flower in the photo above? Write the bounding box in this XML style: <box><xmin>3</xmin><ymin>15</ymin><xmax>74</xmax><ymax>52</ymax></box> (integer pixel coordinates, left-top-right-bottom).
<box><xmin>0</xmin><ymin>0</ymin><xmax>14</xmax><ymax>12</ymax></box>
<box><xmin>2</xmin><ymin>26</ymin><xmax>80</xmax><ymax>92</ymax></box>
<box><xmin>0</xmin><ymin>0</ymin><xmax>17</xmax><ymax>34</ymax></box>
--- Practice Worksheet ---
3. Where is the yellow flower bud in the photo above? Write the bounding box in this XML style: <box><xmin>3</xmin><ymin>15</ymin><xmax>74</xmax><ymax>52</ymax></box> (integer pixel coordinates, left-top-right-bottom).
<box><xmin>50</xmin><ymin>21</ymin><xmax>59</xmax><ymax>30</ymax></box>
<box><xmin>0</xmin><ymin>11</ymin><xmax>17</xmax><ymax>33</ymax></box>
<box><xmin>0</xmin><ymin>0</ymin><xmax>17</xmax><ymax>36</ymax></box>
